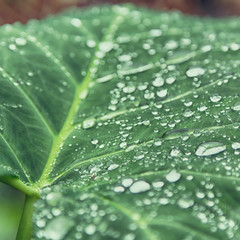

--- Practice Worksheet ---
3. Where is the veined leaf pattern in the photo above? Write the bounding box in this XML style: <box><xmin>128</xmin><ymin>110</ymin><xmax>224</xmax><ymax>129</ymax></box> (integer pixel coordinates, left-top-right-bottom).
<box><xmin>0</xmin><ymin>4</ymin><xmax>240</xmax><ymax>240</ymax></box>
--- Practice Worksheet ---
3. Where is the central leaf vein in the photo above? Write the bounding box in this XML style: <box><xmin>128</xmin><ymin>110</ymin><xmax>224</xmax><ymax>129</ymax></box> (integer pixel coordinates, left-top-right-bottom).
<box><xmin>37</xmin><ymin>12</ymin><xmax>127</xmax><ymax>188</ymax></box>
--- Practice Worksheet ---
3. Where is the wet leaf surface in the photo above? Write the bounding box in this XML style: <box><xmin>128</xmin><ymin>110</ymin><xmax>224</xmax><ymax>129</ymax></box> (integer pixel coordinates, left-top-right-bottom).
<box><xmin>0</xmin><ymin>4</ymin><xmax>240</xmax><ymax>239</ymax></box>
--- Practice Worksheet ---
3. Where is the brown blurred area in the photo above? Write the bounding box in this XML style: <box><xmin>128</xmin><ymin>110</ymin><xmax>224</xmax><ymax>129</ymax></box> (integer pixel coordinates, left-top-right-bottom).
<box><xmin>1</xmin><ymin>0</ymin><xmax>240</xmax><ymax>25</ymax></box>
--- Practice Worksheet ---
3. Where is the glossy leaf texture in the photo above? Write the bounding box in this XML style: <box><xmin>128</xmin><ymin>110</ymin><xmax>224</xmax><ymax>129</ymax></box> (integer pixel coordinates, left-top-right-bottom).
<box><xmin>1</xmin><ymin>4</ymin><xmax>240</xmax><ymax>240</ymax></box>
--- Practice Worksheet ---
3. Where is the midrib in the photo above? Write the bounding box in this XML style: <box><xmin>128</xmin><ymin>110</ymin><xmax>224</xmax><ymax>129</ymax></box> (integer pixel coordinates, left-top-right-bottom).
<box><xmin>37</xmin><ymin>12</ymin><xmax>127</xmax><ymax>188</ymax></box>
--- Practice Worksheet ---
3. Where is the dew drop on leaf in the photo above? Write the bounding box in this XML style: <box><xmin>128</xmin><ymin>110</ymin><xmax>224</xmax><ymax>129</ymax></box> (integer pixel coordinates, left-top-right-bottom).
<box><xmin>232</xmin><ymin>102</ymin><xmax>240</xmax><ymax>111</ymax></box>
<box><xmin>177</xmin><ymin>199</ymin><xmax>194</xmax><ymax>209</ymax></box>
<box><xmin>195</xmin><ymin>142</ymin><xmax>226</xmax><ymax>157</ymax></box>
<box><xmin>186</xmin><ymin>67</ymin><xmax>205</xmax><ymax>77</ymax></box>
<box><xmin>43</xmin><ymin>216</ymin><xmax>74</xmax><ymax>240</ymax></box>
<box><xmin>129</xmin><ymin>181</ymin><xmax>150</xmax><ymax>193</ymax></box>
<box><xmin>165</xmin><ymin>170</ymin><xmax>181</xmax><ymax>182</ymax></box>
<box><xmin>82</xmin><ymin>118</ymin><xmax>96</xmax><ymax>129</ymax></box>
<box><xmin>85</xmin><ymin>224</ymin><xmax>96</xmax><ymax>235</ymax></box>
<box><xmin>210</xmin><ymin>94</ymin><xmax>222</xmax><ymax>103</ymax></box>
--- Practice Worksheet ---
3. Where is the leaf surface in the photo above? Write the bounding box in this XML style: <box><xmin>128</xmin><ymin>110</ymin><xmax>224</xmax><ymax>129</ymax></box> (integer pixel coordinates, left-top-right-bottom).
<box><xmin>1</xmin><ymin>5</ymin><xmax>240</xmax><ymax>240</ymax></box>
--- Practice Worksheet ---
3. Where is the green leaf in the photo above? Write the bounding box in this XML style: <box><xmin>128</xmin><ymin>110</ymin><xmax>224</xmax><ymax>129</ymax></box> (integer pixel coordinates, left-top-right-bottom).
<box><xmin>1</xmin><ymin>4</ymin><xmax>240</xmax><ymax>240</ymax></box>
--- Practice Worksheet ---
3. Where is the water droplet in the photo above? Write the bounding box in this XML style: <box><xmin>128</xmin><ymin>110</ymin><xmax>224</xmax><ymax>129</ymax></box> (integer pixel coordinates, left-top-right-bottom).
<box><xmin>99</xmin><ymin>41</ymin><xmax>114</xmax><ymax>53</ymax></box>
<box><xmin>165</xmin><ymin>40</ymin><xmax>178</xmax><ymax>50</ymax></box>
<box><xmin>177</xmin><ymin>198</ymin><xmax>194</xmax><ymax>209</ymax></box>
<box><xmin>91</xmin><ymin>138</ymin><xmax>98</xmax><ymax>145</ymax></box>
<box><xmin>186</xmin><ymin>67</ymin><xmax>205</xmax><ymax>77</ymax></box>
<box><xmin>15</xmin><ymin>37</ymin><xmax>27</xmax><ymax>46</ymax></box>
<box><xmin>120</xmin><ymin>142</ymin><xmax>127</xmax><ymax>148</ymax></box>
<box><xmin>71</xmin><ymin>18</ymin><xmax>82</xmax><ymax>27</ymax></box>
<box><xmin>183</xmin><ymin>109</ymin><xmax>194</xmax><ymax>117</ymax></box>
<box><xmin>152</xmin><ymin>77</ymin><xmax>164</xmax><ymax>87</ymax></box>
<box><xmin>120</xmin><ymin>179</ymin><xmax>133</xmax><ymax>189</ymax></box>
<box><xmin>83</xmin><ymin>118</ymin><xmax>96</xmax><ymax>129</ymax></box>
<box><xmin>43</xmin><ymin>216</ymin><xmax>74</xmax><ymax>240</ymax></box>
<box><xmin>87</xmin><ymin>40</ymin><xmax>96</xmax><ymax>48</ymax></box>
<box><xmin>195</xmin><ymin>142</ymin><xmax>226</xmax><ymax>157</ymax></box>
<box><xmin>166</xmin><ymin>77</ymin><xmax>176</xmax><ymax>85</ymax></box>
<box><xmin>118</xmin><ymin>54</ymin><xmax>131</xmax><ymax>62</ymax></box>
<box><xmin>157</xmin><ymin>89</ymin><xmax>168</xmax><ymax>98</ymax></box>
<box><xmin>232</xmin><ymin>142</ymin><xmax>240</xmax><ymax>150</ymax></box>
<box><xmin>210</xmin><ymin>94</ymin><xmax>222</xmax><ymax>103</ymax></box>
<box><xmin>123</xmin><ymin>85</ymin><xmax>136</xmax><ymax>94</ymax></box>
<box><xmin>198</xmin><ymin>105</ymin><xmax>208</xmax><ymax>112</ymax></box>
<box><xmin>108</xmin><ymin>164</ymin><xmax>119</xmax><ymax>171</ymax></box>
<box><xmin>166</xmin><ymin>170</ymin><xmax>181</xmax><ymax>183</ymax></box>
<box><xmin>232</xmin><ymin>102</ymin><xmax>240</xmax><ymax>111</ymax></box>
<box><xmin>152</xmin><ymin>181</ymin><xmax>164</xmax><ymax>188</ymax></box>
<box><xmin>170</xmin><ymin>149</ymin><xmax>182</xmax><ymax>157</ymax></box>
<box><xmin>114</xmin><ymin>186</ymin><xmax>125</xmax><ymax>193</ymax></box>
<box><xmin>9</xmin><ymin>44</ymin><xmax>17</xmax><ymax>51</ymax></box>
<box><xmin>129</xmin><ymin>181</ymin><xmax>150</xmax><ymax>193</ymax></box>
<box><xmin>46</xmin><ymin>192</ymin><xmax>62</xmax><ymax>206</ymax></box>
<box><xmin>159</xmin><ymin>198</ymin><xmax>169</xmax><ymax>205</ymax></box>
<box><xmin>166</xmin><ymin>51</ymin><xmax>195</xmax><ymax>65</ymax></box>
<box><xmin>149</xmin><ymin>29</ymin><xmax>162</xmax><ymax>37</ymax></box>
<box><xmin>85</xmin><ymin>224</ymin><xmax>96</xmax><ymax>235</ymax></box>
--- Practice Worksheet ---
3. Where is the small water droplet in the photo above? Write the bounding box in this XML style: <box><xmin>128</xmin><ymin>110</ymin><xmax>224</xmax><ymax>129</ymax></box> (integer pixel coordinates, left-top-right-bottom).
<box><xmin>114</xmin><ymin>186</ymin><xmax>125</xmax><ymax>193</ymax></box>
<box><xmin>108</xmin><ymin>164</ymin><xmax>119</xmax><ymax>171</ymax></box>
<box><xmin>149</xmin><ymin>29</ymin><xmax>162</xmax><ymax>37</ymax></box>
<box><xmin>122</xmin><ymin>178</ymin><xmax>133</xmax><ymax>187</ymax></box>
<box><xmin>210</xmin><ymin>94</ymin><xmax>222</xmax><ymax>103</ymax></box>
<box><xmin>91</xmin><ymin>138</ymin><xmax>98</xmax><ymax>145</ymax></box>
<box><xmin>183</xmin><ymin>109</ymin><xmax>194</xmax><ymax>117</ymax></box>
<box><xmin>87</xmin><ymin>40</ymin><xmax>96</xmax><ymax>48</ymax></box>
<box><xmin>83</xmin><ymin>118</ymin><xmax>96</xmax><ymax>129</ymax></box>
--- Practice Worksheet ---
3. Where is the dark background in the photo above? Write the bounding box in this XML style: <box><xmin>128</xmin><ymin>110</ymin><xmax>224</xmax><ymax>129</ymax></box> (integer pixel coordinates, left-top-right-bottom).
<box><xmin>1</xmin><ymin>0</ymin><xmax>240</xmax><ymax>25</ymax></box>
<box><xmin>1</xmin><ymin>0</ymin><xmax>240</xmax><ymax>239</ymax></box>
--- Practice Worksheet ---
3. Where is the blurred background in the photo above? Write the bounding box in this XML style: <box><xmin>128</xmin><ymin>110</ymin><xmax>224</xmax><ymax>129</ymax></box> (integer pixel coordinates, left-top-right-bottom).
<box><xmin>1</xmin><ymin>0</ymin><xmax>240</xmax><ymax>239</ymax></box>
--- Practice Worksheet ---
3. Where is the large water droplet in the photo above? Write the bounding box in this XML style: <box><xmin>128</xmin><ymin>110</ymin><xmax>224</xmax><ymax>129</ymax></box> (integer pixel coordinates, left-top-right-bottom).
<box><xmin>99</xmin><ymin>41</ymin><xmax>114</xmax><ymax>53</ymax></box>
<box><xmin>129</xmin><ymin>181</ymin><xmax>150</xmax><ymax>193</ymax></box>
<box><xmin>232</xmin><ymin>102</ymin><xmax>240</xmax><ymax>111</ymax></box>
<box><xmin>85</xmin><ymin>224</ymin><xmax>96</xmax><ymax>235</ymax></box>
<box><xmin>165</xmin><ymin>170</ymin><xmax>181</xmax><ymax>182</ymax></box>
<box><xmin>157</xmin><ymin>89</ymin><xmax>168</xmax><ymax>98</ymax></box>
<box><xmin>43</xmin><ymin>216</ymin><xmax>74</xmax><ymax>240</ymax></box>
<box><xmin>71</xmin><ymin>18</ymin><xmax>82</xmax><ymax>27</ymax></box>
<box><xmin>177</xmin><ymin>198</ymin><xmax>194</xmax><ymax>209</ymax></box>
<box><xmin>195</xmin><ymin>142</ymin><xmax>226</xmax><ymax>157</ymax></box>
<box><xmin>186</xmin><ymin>67</ymin><xmax>205</xmax><ymax>77</ymax></box>
<box><xmin>152</xmin><ymin>77</ymin><xmax>164</xmax><ymax>87</ymax></box>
